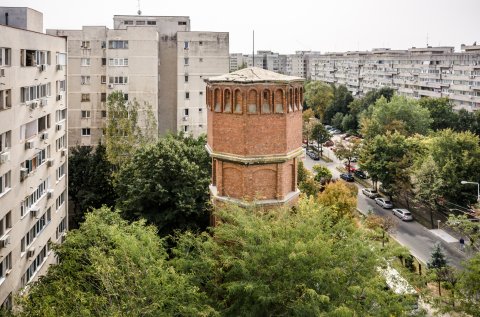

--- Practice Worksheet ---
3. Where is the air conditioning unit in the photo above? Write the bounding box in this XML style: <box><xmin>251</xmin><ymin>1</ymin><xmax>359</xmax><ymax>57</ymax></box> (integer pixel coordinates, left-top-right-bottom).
<box><xmin>46</xmin><ymin>158</ymin><xmax>54</xmax><ymax>167</ymax></box>
<box><xmin>56</xmin><ymin>123</ymin><xmax>63</xmax><ymax>131</ymax></box>
<box><xmin>25</xmin><ymin>140</ymin><xmax>34</xmax><ymax>149</ymax></box>
<box><xmin>30</xmin><ymin>205</ymin><xmax>40</xmax><ymax>218</ymax></box>
<box><xmin>182</xmin><ymin>116</ymin><xmax>188</xmax><ymax>121</ymax></box>
<box><xmin>47</xmin><ymin>189</ymin><xmax>54</xmax><ymax>199</ymax></box>
<box><xmin>56</xmin><ymin>94</ymin><xmax>62</xmax><ymax>101</ymax></box>
<box><xmin>470</xmin><ymin>75</ymin><xmax>475</xmax><ymax>79</ymax></box>
<box><xmin>61</xmin><ymin>149</ymin><xmax>67</xmax><ymax>157</ymax></box>
<box><xmin>40</xmin><ymin>132</ymin><xmax>48</xmax><ymax>140</ymax></box>
<box><xmin>40</xmin><ymin>98</ymin><xmax>48</xmax><ymax>107</ymax></box>
<box><xmin>0</xmin><ymin>151</ymin><xmax>10</xmax><ymax>164</ymax></box>
<box><xmin>20</xmin><ymin>167</ymin><xmax>29</xmax><ymax>181</ymax></box>
<box><xmin>56</xmin><ymin>64</ymin><xmax>64</xmax><ymax>71</ymax></box>
<box><xmin>38</xmin><ymin>64</ymin><xmax>46</xmax><ymax>72</ymax></box>
<box><xmin>29</xmin><ymin>102</ymin><xmax>38</xmax><ymax>110</ymax></box>
<box><xmin>27</xmin><ymin>247</ymin><xmax>35</xmax><ymax>258</ymax></box>
<box><xmin>108</xmin><ymin>84</ymin><xmax>114</xmax><ymax>89</ymax></box>
<box><xmin>0</xmin><ymin>235</ymin><xmax>10</xmax><ymax>248</ymax></box>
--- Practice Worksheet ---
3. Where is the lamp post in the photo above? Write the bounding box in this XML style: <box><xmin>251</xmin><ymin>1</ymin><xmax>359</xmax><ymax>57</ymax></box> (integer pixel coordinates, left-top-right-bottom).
<box><xmin>461</xmin><ymin>180</ymin><xmax>480</xmax><ymax>202</ymax></box>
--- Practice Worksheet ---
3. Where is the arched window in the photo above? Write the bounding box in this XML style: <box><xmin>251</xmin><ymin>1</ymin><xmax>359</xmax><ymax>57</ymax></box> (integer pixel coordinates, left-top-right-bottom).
<box><xmin>234</xmin><ymin>89</ymin><xmax>243</xmax><ymax>113</ymax></box>
<box><xmin>214</xmin><ymin>88</ymin><xmax>221</xmax><ymax>112</ymax></box>
<box><xmin>262</xmin><ymin>90</ymin><xmax>271</xmax><ymax>113</ymax></box>
<box><xmin>294</xmin><ymin>88</ymin><xmax>299</xmax><ymax>110</ymax></box>
<box><xmin>274</xmin><ymin>89</ymin><xmax>284</xmax><ymax>113</ymax></box>
<box><xmin>224</xmin><ymin>89</ymin><xmax>232</xmax><ymax>112</ymax></box>
<box><xmin>248</xmin><ymin>90</ymin><xmax>257</xmax><ymax>114</ymax></box>
<box><xmin>299</xmin><ymin>87</ymin><xmax>304</xmax><ymax>108</ymax></box>
<box><xmin>288</xmin><ymin>88</ymin><xmax>293</xmax><ymax>112</ymax></box>
<box><xmin>206</xmin><ymin>88</ymin><xmax>211</xmax><ymax>110</ymax></box>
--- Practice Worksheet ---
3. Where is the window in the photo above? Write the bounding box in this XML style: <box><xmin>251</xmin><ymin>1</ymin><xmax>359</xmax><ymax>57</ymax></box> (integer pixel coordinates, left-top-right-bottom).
<box><xmin>101</xmin><ymin>76</ymin><xmax>107</xmax><ymax>84</ymax></box>
<box><xmin>178</xmin><ymin>21</ymin><xmax>187</xmax><ymax>26</ymax></box>
<box><xmin>56</xmin><ymin>190</ymin><xmax>65</xmax><ymax>210</ymax></box>
<box><xmin>183</xmin><ymin>126</ymin><xmax>188</xmax><ymax>132</ymax></box>
<box><xmin>184</xmin><ymin>108</ymin><xmax>189</xmax><ymax>116</ymax></box>
<box><xmin>81</xmin><ymin>76</ymin><xmax>90</xmax><ymax>85</ymax></box>
<box><xmin>0</xmin><ymin>211</ymin><xmax>12</xmax><ymax>237</ymax></box>
<box><xmin>199</xmin><ymin>41</ymin><xmax>203</xmax><ymax>46</ymax></box>
<box><xmin>20</xmin><ymin>178</ymin><xmax>49</xmax><ymax>217</ymax></box>
<box><xmin>108</xmin><ymin>58</ymin><xmax>128</xmax><ymax>66</ymax></box>
<box><xmin>124</xmin><ymin>20</ymin><xmax>133</xmax><ymax>25</ymax></box>
<box><xmin>20</xmin><ymin>210</ymin><xmax>51</xmax><ymax>251</ymax></box>
<box><xmin>56</xmin><ymin>163</ymin><xmax>65</xmax><ymax>180</ymax></box>
<box><xmin>0</xmin><ymin>171</ymin><xmax>11</xmax><ymax>195</ymax></box>
<box><xmin>20</xmin><ymin>83</ymin><xmax>51</xmax><ymax>102</ymax></box>
<box><xmin>147</xmin><ymin>20</ymin><xmax>156</xmax><ymax>25</ymax></box>
<box><xmin>81</xmin><ymin>41</ymin><xmax>90</xmax><ymax>49</ymax></box>
<box><xmin>185</xmin><ymin>92</ymin><xmax>190</xmax><ymax>99</ymax></box>
<box><xmin>81</xmin><ymin>110</ymin><xmax>91</xmax><ymax>118</ymax></box>
<box><xmin>199</xmin><ymin>58</ymin><xmax>203</xmax><ymax>62</ymax></box>
<box><xmin>108</xmin><ymin>40</ymin><xmax>128</xmax><ymax>49</ymax></box>
<box><xmin>0</xmin><ymin>89</ymin><xmax>12</xmax><ymax>110</ymax></box>
<box><xmin>101</xmin><ymin>110</ymin><xmax>107</xmax><ymax>118</ymax></box>
<box><xmin>0</xmin><ymin>48</ymin><xmax>11</xmax><ymax>66</ymax></box>
<box><xmin>20</xmin><ymin>49</ymin><xmax>48</xmax><ymax>67</ymax></box>
<box><xmin>22</xmin><ymin>245</ymin><xmax>48</xmax><ymax>286</ymax></box>
<box><xmin>80</xmin><ymin>58</ymin><xmax>90</xmax><ymax>66</ymax></box>
<box><xmin>198</xmin><ymin>108</ymin><xmax>203</xmax><ymax>112</ymax></box>
<box><xmin>136</xmin><ymin>20</ymin><xmax>145</xmax><ymax>25</ymax></box>
<box><xmin>81</xmin><ymin>94</ymin><xmax>90</xmax><ymax>102</ymax></box>
<box><xmin>56</xmin><ymin>217</ymin><xmax>67</xmax><ymax>240</ymax></box>
<box><xmin>56</xmin><ymin>80</ymin><xmax>66</xmax><ymax>94</ymax></box>
<box><xmin>81</xmin><ymin>128</ymin><xmax>91</xmax><ymax>136</ymax></box>
<box><xmin>124</xmin><ymin>94</ymin><xmax>128</xmax><ymax>101</ymax></box>
<box><xmin>199</xmin><ymin>91</ymin><xmax>203</xmax><ymax>95</ymax></box>
<box><xmin>108</xmin><ymin>76</ymin><xmax>128</xmax><ymax>85</ymax></box>
<box><xmin>0</xmin><ymin>252</ymin><xmax>12</xmax><ymax>280</ymax></box>
<box><xmin>101</xmin><ymin>93</ymin><xmax>107</xmax><ymax>102</ymax></box>
<box><xmin>21</xmin><ymin>149</ymin><xmax>46</xmax><ymax>173</ymax></box>
<box><xmin>55</xmin><ymin>135</ymin><xmax>66</xmax><ymax>151</ymax></box>
<box><xmin>184</xmin><ymin>58</ymin><xmax>189</xmax><ymax>65</ymax></box>
<box><xmin>101</xmin><ymin>58</ymin><xmax>106</xmax><ymax>66</ymax></box>
<box><xmin>56</xmin><ymin>108</ymin><xmax>66</xmax><ymax>122</ymax></box>
<box><xmin>56</xmin><ymin>52</ymin><xmax>66</xmax><ymax>66</ymax></box>
<box><xmin>185</xmin><ymin>75</ymin><xmax>189</xmax><ymax>82</ymax></box>
<box><xmin>184</xmin><ymin>41</ymin><xmax>189</xmax><ymax>49</ymax></box>
<box><xmin>0</xmin><ymin>131</ymin><xmax>11</xmax><ymax>152</ymax></box>
<box><xmin>1</xmin><ymin>293</ymin><xmax>12</xmax><ymax>311</ymax></box>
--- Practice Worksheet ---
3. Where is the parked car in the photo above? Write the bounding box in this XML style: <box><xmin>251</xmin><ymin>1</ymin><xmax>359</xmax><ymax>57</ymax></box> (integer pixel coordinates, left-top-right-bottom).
<box><xmin>375</xmin><ymin>197</ymin><xmax>393</xmax><ymax>209</ymax></box>
<box><xmin>392</xmin><ymin>208</ymin><xmax>414</xmax><ymax>221</ymax></box>
<box><xmin>354</xmin><ymin>169</ymin><xmax>368</xmax><ymax>179</ymax></box>
<box><xmin>323</xmin><ymin>140</ymin><xmax>334</xmax><ymax>147</ymax></box>
<box><xmin>307</xmin><ymin>150</ymin><xmax>320</xmax><ymax>161</ymax></box>
<box><xmin>362</xmin><ymin>188</ymin><xmax>379</xmax><ymax>198</ymax></box>
<box><xmin>331</xmin><ymin>129</ymin><xmax>342</xmax><ymax>135</ymax></box>
<box><xmin>340</xmin><ymin>173</ymin><xmax>355</xmax><ymax>182</ymax></box>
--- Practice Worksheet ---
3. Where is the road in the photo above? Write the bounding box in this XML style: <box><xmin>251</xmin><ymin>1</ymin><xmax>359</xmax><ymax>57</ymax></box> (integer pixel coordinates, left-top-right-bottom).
<box><xmin>303</xmin><ymin>139</ymin><xmax>467</xmax><ymax>268</ymax></box>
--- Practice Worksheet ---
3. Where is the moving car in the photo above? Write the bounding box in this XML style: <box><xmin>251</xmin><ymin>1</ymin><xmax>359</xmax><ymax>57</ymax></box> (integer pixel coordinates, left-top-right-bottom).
<box><xmin>340</xmin><ymin>173</ymin><xmax>354</xmax><ymax>182</ymax></box>
<box><xmin>354</xmin><ymin>169</ymin><xmax>368</xmax><ymax>179</ymax></box>
<box><xmin>362</xmin><ymin>188</ymin><xmax>379</xmax><ymax>198</ymax></box>
<box><xmin>375</xmin><ymin>197</ymin><xmax>393</xmax><ymax>209</ymax></box>
<box><xmin>392</xmin><ymin>208</ymin><xmax>414</xmax><ymax>221</ymax></box>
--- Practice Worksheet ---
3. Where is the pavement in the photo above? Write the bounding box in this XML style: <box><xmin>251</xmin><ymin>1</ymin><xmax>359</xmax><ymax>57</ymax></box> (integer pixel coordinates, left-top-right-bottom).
<box><xmin>303</xmin><ymin>135</ymin><xmax>468</xmax><ymax>269</ymax></box>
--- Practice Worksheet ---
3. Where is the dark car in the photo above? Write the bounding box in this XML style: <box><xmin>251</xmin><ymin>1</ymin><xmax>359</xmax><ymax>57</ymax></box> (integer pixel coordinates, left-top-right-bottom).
<box><xmin>340</xmin><ymin>173</ymin><xmax>354</xmax><ymax>182</ymax></box>
<box><xmin>323</xmin><ymin>140</ymin><xmax>334</xmax><ymax>147</ymax></box>
<box><xmin>354</xmin><ymin>169</ymin><xmax>368</xmax><ymax>179</ymax></box>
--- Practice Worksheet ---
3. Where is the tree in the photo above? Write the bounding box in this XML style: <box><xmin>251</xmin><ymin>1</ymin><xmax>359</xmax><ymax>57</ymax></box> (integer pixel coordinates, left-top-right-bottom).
<box><xmin>304</xmin><ymin>81</ymin><xmax>334</xmax><ymax>121</ymax></box>
<box><xmin>341</xmin><ymin>113</ymin><xmax>356</xmax><ymax>133</ymax></box>
<box><xmin>312</xmin><ymin>164</ymin><xmax>332</xmax><ymax>184</ymax></box>
<box><xmin>323</xmin><ymin>85</ymin><xmax>353</xmax><ymax>123</ymax></box>
<box><xmin>316</xmin><ymin>181</ymin><xmax>357</xmax><ymax>221</ymax></box>
<box><xmin>454</xmin><ymin>109</ymin><xmax>478</xmax><ymax>133</ymax></box>
<box><xmin>447</xmin><ymin>214</ymin><xmax>480</xmax><ymax>252</ymax></box>
<box><xmin>331</xmin><ymin>112</ymin><xmax>344</xmax><ymax>129</ymax></box>
<box><xmin>298</xmin><ymin>161</ymin><xmax>320</xmax><ymax>197</ymax></box>
<box><xmin>172</xmin><ymin>198</ymin><xmax>412</xmax><ymax>316</ymax></box>
<box><xmin>365</xmin><ymin>214</ymin><xmax>396</xmax><ymax>248</ymax></box>
<box><xmin>115</xmin><ymin>134</ymin><xmax>211</xmax><ymax>235</ymax></box>
<box><xmin>334</xmin><ymin>139</ymin><xmax>361</xmax><ymax>174</ymax></box>
<box><xmin>348</xmin><ymin>88</ymin><xmax>395</xmax><ymax>132</ymax></box>
<box><xmin>15</xmin><ymin>207</ymin><xmax>214</xmax><ymax>316</ymax></box>
<box><xmin>310</xmin><ymin>122</ymin><xmax>330</xmax><ymax>156</ymax></box>
<box><xmin>418</xmin><ymin>97</ymin><xmax>457</xmax><ymax>131</ymax></box>
<box><xmin>360</xmin><ymin>95</ymin><xmax>432</xmax><ymax>140</ymax></box>
<box><xmin>105</xmin><ymin>91</ymin><xmax>157</xmax><ymax>168</ymax></box>
<box><xmin>454</xmin><ymin>253</ymin><xmax>480</xmax><ymax>316</ymax></box>
<box><xmin>428</xmin><ymin>243</ymin><xmax>448</xmax><ymax>296</ymax></box>
<box><xmin>302</xmin><ymin>108</ymin><xmax>315</xmax><ymax>145</ymax></box>
<box><xmin>68</xmin><ymin>144</ymin><xmax>116</xmax><ymax>228</ymax></box>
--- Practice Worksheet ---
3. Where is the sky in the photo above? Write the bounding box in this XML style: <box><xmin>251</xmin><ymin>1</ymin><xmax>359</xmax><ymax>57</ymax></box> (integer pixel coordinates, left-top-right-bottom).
<box><xmin>2</xmin><ymin>0</ymin><xmax>479</xmax><ymax>54</ymax></box>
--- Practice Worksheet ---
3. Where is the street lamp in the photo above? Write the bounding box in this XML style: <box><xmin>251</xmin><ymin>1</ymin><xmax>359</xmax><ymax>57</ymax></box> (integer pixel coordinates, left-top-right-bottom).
<box><xmin>461</xmin><ymin>181</ymin><xmax>480</xmax><ymax>202</ymax></box>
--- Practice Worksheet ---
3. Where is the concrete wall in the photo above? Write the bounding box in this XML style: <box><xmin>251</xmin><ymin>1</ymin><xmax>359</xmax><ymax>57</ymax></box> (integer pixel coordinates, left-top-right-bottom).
<box><xmin>0</xmin><ymin>7</ymin><xmax>42</xmax><ymax>32</ymax></box>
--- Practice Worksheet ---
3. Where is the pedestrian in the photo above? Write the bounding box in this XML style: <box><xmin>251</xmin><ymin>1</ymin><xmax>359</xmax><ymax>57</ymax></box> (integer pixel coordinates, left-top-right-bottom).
<box><xmin>459</xmin><ymin>237</ymin><xmax>465</xmax><ymax>251</ymax></box>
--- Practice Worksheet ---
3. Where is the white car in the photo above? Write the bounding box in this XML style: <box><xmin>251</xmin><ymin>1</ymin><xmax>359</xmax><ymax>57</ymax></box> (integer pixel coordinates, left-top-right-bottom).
<box><xmin>375</xmin><ymin>197</ymin><xmax>393</xmax><ymax>209</ymax></box>
<box><xmin>362</xmin><ymin>188</ymin><xmax>379</xmax><ymax>198</ymax></box>
<box><xmin>392</xmin><ymin>209</ymin><xmax>413</xmax><ymax>221</ymax></box>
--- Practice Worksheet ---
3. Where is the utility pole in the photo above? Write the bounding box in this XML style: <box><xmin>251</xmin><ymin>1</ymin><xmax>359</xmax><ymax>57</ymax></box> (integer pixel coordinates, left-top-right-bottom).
<box><xmin>252</xmin><ymin>30</ymin><xmax>255</xmax><ymax>67</ymax></box>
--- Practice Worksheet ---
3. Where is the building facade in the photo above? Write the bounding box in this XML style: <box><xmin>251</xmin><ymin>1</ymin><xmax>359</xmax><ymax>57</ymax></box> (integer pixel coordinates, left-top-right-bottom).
<box><xmin>48</xmin><ymin>14</ymin><xmax>229</xmax><ymax>144</ymax></box>
<box><xmin>0</xmin><ymin>7</ymin><xmax>68</xmax><ymax>308</ymax></box>
<box><xmin>206</xmin><ymin>67</ymin><xmax>304</xmax><ymax>209</ymax></box>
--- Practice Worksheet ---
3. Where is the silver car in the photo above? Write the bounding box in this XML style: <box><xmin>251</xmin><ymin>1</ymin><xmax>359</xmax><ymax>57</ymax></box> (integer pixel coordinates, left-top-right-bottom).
<box><xmin>375</xmin><ymin>197</ymin><xmax>393</xmax><ymax>209</ymax></box>
<box><xmin>392</xmin><ymin>208</ymin><xmax>413</xmax><ymax>221</ymax></box>
<box><xmin>362</xmin><ymin>188</ymin><xmax>379</xmax><ymax>198</ymax></box>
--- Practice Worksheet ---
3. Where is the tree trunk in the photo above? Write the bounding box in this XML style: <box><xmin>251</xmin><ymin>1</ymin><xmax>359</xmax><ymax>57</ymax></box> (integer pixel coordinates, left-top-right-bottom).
<box><xmin>430</xmin><ymin>209</ymin><xmax>435</xmax><ymax>229</ymax></box>
<box><xmin>382</xmin><ymin>231</ymin><xmax>385</xmax><ymax>248</ymax></box>
<box><xmin>438</xmin><ymin>280</ymin><xmax>442</xmax><ymax>296</ymax></box>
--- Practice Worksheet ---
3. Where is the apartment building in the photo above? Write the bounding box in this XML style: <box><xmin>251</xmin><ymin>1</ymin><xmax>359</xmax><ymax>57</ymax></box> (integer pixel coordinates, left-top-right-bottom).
<box><xmin>310</xmin><ymin>46</ymin><xmax>480</xmax><ymax>110</ymax></box>
<box><xmin>49</xmin><ymin>14</ymin><xmax>229</xmax><ymax>142</ymax></box>
<box><xmin>0</xmin><ymin>7</ymin><xmax>68</xmax><ymax>308</ymax></box>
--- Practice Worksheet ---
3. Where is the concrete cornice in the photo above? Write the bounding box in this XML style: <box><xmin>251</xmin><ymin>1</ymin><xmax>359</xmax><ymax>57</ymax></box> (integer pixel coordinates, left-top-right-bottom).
<box><xmin>210</xmin><ymin>185</ymin><xmax>300</xmax><ymax>207</ymax></box>
<box><xmin>205</xmin><ymin>144</ymin><xmax>303</xmax><ymax>165</ymax></box>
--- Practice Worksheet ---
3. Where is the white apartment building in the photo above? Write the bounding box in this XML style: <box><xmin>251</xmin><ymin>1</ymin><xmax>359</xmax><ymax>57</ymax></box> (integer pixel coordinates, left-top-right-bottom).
<box><xmin>0</xmin><ymin>7</ymin><xmax>68</xmax><ymax>308</ymax></box>
<box><xmin>49</xmin><ymin>14</ymin><xmax>229</xmax><ymax>143</ymax></box>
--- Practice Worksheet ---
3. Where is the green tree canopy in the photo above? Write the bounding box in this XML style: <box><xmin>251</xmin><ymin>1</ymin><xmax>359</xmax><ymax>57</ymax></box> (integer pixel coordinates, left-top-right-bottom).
<box><xmin>304</xmin><ymin>81</ymin><xmax>334</xmax><ymax>121</ymax></box>
<box><xmin>15</xmin><ymin>207</ymin><xmax>214</xmax><ymax>317</ymax></box>
<box><xmin>360</xmin><ymin>95</ymin><xmax>432</xmax><ymax>140</ymax></box>
<box><xmin>114</xmin><ymin>134</ymin><xmax>211</xmax><ymax>235</ymax></box>
<box><xmin>312</xmin><ymin>164</ymin><xmax>332</xmax><ymax>183</ymax></box>
<box><xmin>418</xmin><ymin>97</ymin><xmax>457</xmax><ymax>131</ymax></box>
<box><xmin>310</xmin><ymin>122</ymin><xmax>330</xmax><ymax>155</ymax></box>
<box><xmin>172</xmin><ymin>198</ymin><xmax>413</xmax><ymax>316</ymax></box>
<box><xmin>323</xmin><ymin>85</ymin><xmax>353</xmax><ymax>123</ymax></box>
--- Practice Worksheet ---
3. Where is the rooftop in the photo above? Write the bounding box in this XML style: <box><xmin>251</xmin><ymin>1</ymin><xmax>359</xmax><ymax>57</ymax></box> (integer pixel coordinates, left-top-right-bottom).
<box><xmin>207</xmin><ymin>67</ymin><xmax>304</xmax><ymax>84</ymax></box>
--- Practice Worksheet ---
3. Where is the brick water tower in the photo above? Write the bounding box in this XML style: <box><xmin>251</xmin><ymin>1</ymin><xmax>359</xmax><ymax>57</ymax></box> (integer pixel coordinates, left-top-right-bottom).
<box><xmin>205</xmin><ymin>67</ymin><xmax>304</xmax><ymax>209</ymax></box>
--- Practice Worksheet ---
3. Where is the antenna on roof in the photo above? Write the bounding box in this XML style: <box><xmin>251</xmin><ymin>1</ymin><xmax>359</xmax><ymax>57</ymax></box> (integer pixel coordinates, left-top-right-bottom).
<box><xmin>252</xmin><ymin>30</ymin><xmax>255</xmax><ymax>68</ymax></box>
<box><xmin>137</xmin><ymin>0</ymin><xmax>142</xmax><ymax>15</ymax></box>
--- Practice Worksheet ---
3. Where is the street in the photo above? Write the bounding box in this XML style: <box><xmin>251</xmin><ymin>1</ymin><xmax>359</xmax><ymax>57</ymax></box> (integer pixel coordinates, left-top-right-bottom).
<box><xmin>303</xmin><ymin>138</ymin><xmax>468</xmax><ymax>268</ymax></box>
